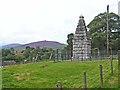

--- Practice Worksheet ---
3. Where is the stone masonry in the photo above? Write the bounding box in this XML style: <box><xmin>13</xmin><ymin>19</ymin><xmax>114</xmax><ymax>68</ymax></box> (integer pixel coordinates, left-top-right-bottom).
<box><xmin>73</xmin><ymin>15</ymin><xmax>91</xmax><ymax>60</ymax></box>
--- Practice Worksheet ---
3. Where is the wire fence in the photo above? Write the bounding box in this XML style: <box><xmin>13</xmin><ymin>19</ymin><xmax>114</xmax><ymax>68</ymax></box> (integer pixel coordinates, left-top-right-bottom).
<box><xmin>2</xmin><ymin>48</ymin><xmax>118</xmax><ymax>66</ymax></box>
<box><xmin>52</xmin><ymin>49</ymin><xmax>118</xmax><ymax>62</ymax></box>
<box><xmin>55</xmin><ymin>51</ymin><xmax>119</xmax><ymax>89</ymax></box>
<box><xmin>1</xmin><ymin>49</ymin><xmax>119</xmax><ymax>88</ymax></box>
<box><xmin>56</xmin><ymin>62</ymin><xmax>117</xmax><ymax>89</ymax></box>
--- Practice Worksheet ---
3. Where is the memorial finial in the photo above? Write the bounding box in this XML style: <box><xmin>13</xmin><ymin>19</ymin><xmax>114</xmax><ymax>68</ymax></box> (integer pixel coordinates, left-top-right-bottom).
<box><xmin>79</xmin><ymin>15</ymin><xmax>84</xmax><ymax>19</ymax></box>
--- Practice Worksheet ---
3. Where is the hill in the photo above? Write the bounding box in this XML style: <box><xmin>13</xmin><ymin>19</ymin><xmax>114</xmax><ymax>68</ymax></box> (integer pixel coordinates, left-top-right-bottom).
<box><xmin>23</xmin><ymin>40</ymin><xmax>66</xmax><ymax>48</ymax></box>
<box><xmin>2</xmin><ymin>40</ymin><xmax>66</xmax><ymax>50</ymax></box>
<box><xmin>2</xmin><ymin>60</ymin><xmax>118</xmax><ymax>88</ymax></box>
<box><xmin>2</xmin><ymin>43</ymin><xmax>21</xmax><ymax>48</ymax></box>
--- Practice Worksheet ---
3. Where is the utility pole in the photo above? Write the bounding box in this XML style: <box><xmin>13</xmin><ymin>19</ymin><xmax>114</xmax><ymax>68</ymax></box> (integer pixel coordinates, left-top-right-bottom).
<box><xmin>107</xmin><ymin>5</ymin><xmax>109</xmax><ymax>56</ymax></box>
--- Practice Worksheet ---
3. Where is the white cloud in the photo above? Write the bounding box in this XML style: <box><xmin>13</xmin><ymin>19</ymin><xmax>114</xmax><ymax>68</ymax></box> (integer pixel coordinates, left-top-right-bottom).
<box><xmin>0</xmin><ymin>0</ymin><xmax>119</xmax><ymax>46</ymax></box>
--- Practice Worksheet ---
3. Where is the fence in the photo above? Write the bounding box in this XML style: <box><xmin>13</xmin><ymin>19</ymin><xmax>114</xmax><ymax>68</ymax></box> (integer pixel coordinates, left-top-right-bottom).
<box><xmin>56</xmin><ymin>54</ymin><xmax>118</xmax><ymax>89</ymax></box>
<box><xmin>56</xmin><ymin>65</ymin><xmax>116</xmax><ymax>89</ymax></box>
<box><xmin>1</xmin><ymin>50</ymin><xmax>119</xmax><ymax>88</ymax></box>
<box><xmin>53</xmin><ymin>49</ymin><xmax>118</xmax><ymax>61</ymax></box>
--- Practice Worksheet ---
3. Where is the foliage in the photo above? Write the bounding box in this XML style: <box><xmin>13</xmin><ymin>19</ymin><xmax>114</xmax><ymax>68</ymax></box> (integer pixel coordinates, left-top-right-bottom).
<box><xmin>23</xmin><ymin>46</ymin><xmax>31</xmax><ymax>59</ymax></box>
<box><xmin>2</xmin><ymin>46</ymin><xmax>58</xmax><ymax>62</ymax></box>
<box><xmin>2</xmin><ymin>49</ymin><xmax>12</xmax><ymax>57</ymax></box>
<box><xmin>2</xmin><ymin>48</ymin><xmax>16</xmax><ymax>60</ymax></box>
<box><xmin>66</xmin><ymin>33</ymin><xmax>74</xmax><ymax>59</ymax></box>
<box><xmin>87</xmin><ymin>12</ymin><xmax>120</xmax><ymax>51</ymax></box>
<box><xmin>15</xmin><ymin>55</ymin><xmax>25</xmax><ymax>62</ymax></box>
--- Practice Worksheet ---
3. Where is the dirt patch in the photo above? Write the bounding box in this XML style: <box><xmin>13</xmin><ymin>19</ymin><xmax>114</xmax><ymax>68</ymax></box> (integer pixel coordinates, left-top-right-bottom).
<box><xmin>14</xmin><ymin>73</ymin><xmax>31</xmax><ymax>81</ymax></box>
<box><xmin>16</xmin><ymin>76</ymin><xmax>25</xmax><ymax>81</ymax></box>
<box><xmin>109</xmin><ymin>77</ymin><xmax>118</xmax><ymax>85</ymax></box>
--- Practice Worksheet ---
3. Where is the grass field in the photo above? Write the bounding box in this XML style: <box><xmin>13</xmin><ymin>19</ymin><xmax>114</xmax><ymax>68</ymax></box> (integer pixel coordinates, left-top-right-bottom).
<box><xmin>2</xmin><ymin>59</ymin><xmax>118</xmax><ymax>88</ymax></box>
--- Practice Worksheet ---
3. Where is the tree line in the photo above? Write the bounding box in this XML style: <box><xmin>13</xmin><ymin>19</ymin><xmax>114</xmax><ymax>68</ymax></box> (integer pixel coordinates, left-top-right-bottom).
<box><xmin>2</xmin><ymin>47</ymin><xmax>53</xmax><ymax>62</ymax></box>
<box><xmin>2</xmin><ymin>46</ymin><xmax>73</xmax><ymax>63</ymax></box>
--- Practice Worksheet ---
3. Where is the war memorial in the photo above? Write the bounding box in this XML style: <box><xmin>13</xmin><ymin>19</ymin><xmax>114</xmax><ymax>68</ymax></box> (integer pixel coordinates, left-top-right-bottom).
<box><xmin>73</xmin><ymin>15</ymin><xmax>91</xmax><ymax>60</ymax></box>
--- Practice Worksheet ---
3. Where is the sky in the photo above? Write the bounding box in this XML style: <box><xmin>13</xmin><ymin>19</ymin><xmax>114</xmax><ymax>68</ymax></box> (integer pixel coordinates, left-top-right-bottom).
<box><xmin>0</xmin><ymin>0</ymin><xmax>119</xmax><ymax>46</ymax></box>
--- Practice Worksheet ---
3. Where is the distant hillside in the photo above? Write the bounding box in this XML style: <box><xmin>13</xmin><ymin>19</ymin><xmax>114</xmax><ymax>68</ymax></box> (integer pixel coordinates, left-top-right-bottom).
<box><xmin>24</xmin><ymin>40</ymin><xmax>66</xmax><ymax>48</ymax></box>
<box><xmin>2</xmin><ymin>40</ymin><xmax>66</xmax><ymax>50</ymax></box>
<box><xmin>2</xmin><ymin>43</ymin><xmax>21</xmax><ymax>48</ymax></box>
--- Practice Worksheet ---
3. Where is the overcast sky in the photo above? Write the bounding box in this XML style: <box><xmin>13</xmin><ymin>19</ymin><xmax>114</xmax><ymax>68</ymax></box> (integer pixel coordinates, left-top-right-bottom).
<box><xmin>0</xmin><ymin>0</ymin><xmax>119</xmax><ymax>46</ymax></box>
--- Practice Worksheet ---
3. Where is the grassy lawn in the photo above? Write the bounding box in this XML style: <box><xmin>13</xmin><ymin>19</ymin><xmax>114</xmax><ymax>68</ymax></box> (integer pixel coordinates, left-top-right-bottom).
<box><xmin>2</xmin><ymin>59</ymin><xmax>118</xmax><ymax>88</ymax></box>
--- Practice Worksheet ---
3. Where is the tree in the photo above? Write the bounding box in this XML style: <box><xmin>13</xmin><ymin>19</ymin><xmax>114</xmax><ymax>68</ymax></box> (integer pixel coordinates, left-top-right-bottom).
<box><xmin>10</xmin><ymin>48</ymin><xmax>15</xmax><ymax>55</ymax></box>
<box><xmin>67</xmin><ymin>33</ymin><xmax>74</xmax><ymax>59</ymax></box>
<box><xmin>2</xmin><ymin>49</ymin><xmax>11</xmax><ymax>57</ymax></box>
<box><xmin>2</xmin><ymin>48</ymin><xmax>16</xmax><ymax>61</ymax></box>
<box><xmin>87</xmin><ymin>12</ymin><xmax>120</xmax><ymax>51</ymax></box>
<box><xmin>61</xmin><ymin>47</ymin><xmax>68</xmax><ymax>60</ymax></box>
<box><xmin>15</xmin><ymin>54</ymin><xmax>25</xmax><ymax>62</ymax></box>
<box><xmin>23</xmin><ymin>46</ymin><xmax>31</xmax><ymax>60</ymax></box>
<box><xmin>91</xmin><ymin>32</ymin><xmax>106</xmax><ymax>50</ymax></box>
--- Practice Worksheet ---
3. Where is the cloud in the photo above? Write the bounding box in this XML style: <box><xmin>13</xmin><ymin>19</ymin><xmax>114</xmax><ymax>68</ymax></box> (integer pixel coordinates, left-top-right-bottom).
<box><xmin>0</xmin><ymin>0</ymin><xmax>119</xmax><ymax>46</ymax></box>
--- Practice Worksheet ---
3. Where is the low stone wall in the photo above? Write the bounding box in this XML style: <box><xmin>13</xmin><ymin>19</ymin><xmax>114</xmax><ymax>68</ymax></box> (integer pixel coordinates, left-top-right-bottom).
<box><xmin>2</xmin><ymin>60</ymin><xmax>16</xmax><ymax>66</ymax></box>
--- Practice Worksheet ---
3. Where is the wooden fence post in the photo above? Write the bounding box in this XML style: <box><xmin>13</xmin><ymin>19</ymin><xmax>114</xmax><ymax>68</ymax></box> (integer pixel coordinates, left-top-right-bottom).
<box><xmin>110</xmin><ymin>47</ymin><xmax>113</xmax><ymax>74</ymax></box>
<box><xmin>100</xmin><ymin>65</ymin><xmax>103</xmax><ymax>88</ymax></box>
<box><xmin>83</xmin><ymin>72</ymin><xmax>87</xmax><ymax>89</ymax></box>
<box><xmin>57</xmin><ymin>81</ymin><xmax>62</xmax><ymax>90</ymax></box>
<box><xmin>56</xmin><ymin>49</ymin><xmax>59</xmax><ymax>61</ymax></box>
<box><xmin>110</xmin><ymin>55</ymin><xmax>113</xmax><ymax>74</ymax></box>
<box><xmin>118</xmin><ymin>50</ymin><xmax>120</xmax><ymax>83</ymax></box>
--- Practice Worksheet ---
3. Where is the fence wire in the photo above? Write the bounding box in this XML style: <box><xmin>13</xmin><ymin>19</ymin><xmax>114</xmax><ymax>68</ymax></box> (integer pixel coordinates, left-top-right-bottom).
<box><xmin>56</xmin><ymin>58</ymin><xmax>118</xmax><ymax>88</ymax></box>
<box><xmin>2</xmin><ymin>48</ymin><xmax>118</xmax><ymax>88</ymax></box>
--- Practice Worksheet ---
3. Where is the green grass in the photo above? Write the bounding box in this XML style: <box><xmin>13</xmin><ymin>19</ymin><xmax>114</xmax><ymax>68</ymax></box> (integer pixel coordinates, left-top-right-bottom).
<box><xmin>2</xmin><ymin>59</ymin><xmax>118</xmax><ymax>88</ymax></box>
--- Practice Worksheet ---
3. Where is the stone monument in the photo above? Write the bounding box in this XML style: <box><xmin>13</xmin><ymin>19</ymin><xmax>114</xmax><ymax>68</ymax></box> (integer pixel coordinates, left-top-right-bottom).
<box><xmin>73</xmin><ymin>15</ymin><xmax>91</xmax><ymax>60</ymax></box>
